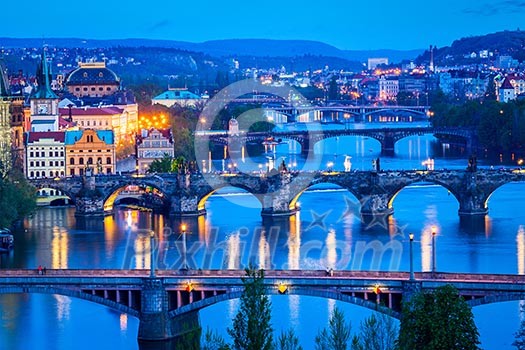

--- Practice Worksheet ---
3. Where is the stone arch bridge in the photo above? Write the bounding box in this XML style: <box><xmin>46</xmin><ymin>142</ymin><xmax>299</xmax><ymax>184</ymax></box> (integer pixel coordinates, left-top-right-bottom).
<box><xmin>1</xmin><ymin>269</ymin><xmax>525</xmax><ymax>341</ymax></box>
<box><xmin>206</xmin><ymin>127</ymin><xmax>476</xmax><ymax>155</ymax></box>
<box><xmin>29</xmin><ymin>169</ymin><xmax>525</xmax><ymax>218</ymax></box>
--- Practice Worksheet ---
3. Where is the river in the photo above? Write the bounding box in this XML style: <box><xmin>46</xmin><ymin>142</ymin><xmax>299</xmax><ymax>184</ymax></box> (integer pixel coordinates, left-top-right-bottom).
<box><xmin>1</xmin><ymin>126</ymin><xmax>523</xmax><ymax>350</ymax></box>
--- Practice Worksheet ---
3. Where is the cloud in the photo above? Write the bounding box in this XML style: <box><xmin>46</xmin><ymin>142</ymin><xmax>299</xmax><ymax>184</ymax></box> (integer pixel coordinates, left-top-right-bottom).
<box><xmin>463</xmin><ymin>0</ymin><xmax>525</xmax><ymax>16</ymax></box>
<box><xmin>146</xmin><ymin>20</ymin><xmax>173</xmax><ymax>32</ymax></box>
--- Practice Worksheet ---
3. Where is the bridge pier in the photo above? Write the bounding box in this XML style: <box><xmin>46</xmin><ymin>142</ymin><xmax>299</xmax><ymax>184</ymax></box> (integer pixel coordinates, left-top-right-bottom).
<box><xmin>138</xmin><ymin>278</ymin><xmax>201</xmax><ymax>343</ymax></box>
<box><xmin>170</xmin><ymin>195</ymin><xmax>206</xmax><ymax>217</ymax></box>
<box><xmin>75</xmin><ymin>197</ymin><xmax>104</xmax><ymax>216</ymax></box>
<box><xmin>381</xmin><ymin>134</ymin><xmax>395</xmax><ymax>156</ymax></box>
<box><xmin>359</xmin><ymin>194</ymin><xmax>394</xmax><ymax>219</ymax></box>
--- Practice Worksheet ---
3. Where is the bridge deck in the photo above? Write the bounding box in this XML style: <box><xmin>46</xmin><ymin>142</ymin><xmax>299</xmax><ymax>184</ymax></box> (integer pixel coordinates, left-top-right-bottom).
<box><xmin>1</xmin><ymin>269</ymin><xmax>525</xmax><ymax>284</ymax></box>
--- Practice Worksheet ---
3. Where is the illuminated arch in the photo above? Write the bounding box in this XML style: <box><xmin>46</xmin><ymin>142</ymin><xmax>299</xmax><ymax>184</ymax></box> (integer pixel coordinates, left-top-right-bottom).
<box><xmin>289</xmin><ymin>181</ymin><xmax>361</xmax><ymax>211</ymax></box>
<box><xmin>103</xmin><ymin>183</ymin><xmax>169</xmax><ymax>212</ymax></box>
<box><xmin>197</xmin><ymin>185</ymin><xmax>263</xmax><ymax>212</ymax></box>
<box><xmin>387</xmin><ymin>180</ymin><xmax>461</xmax><ymax>210</ymax></box>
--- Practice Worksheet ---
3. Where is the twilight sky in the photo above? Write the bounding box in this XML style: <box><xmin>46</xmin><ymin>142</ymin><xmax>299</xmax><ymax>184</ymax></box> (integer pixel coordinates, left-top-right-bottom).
<box><xmin>4</xmin><ymin>0</ymin><xmax>525</xmax><ymax>50</ymax></box>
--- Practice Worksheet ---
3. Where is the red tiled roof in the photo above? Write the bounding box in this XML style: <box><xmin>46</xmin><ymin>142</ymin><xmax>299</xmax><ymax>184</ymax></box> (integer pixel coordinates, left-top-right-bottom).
<box><xmin>27</xmin><ymin>131</ymin><xmax>65</xmax><ymax>143</ymax></box>
<box><xmin>58</xmin><ymin>106</ymin><xmax>124</xmax><ymax>117</ymax></box>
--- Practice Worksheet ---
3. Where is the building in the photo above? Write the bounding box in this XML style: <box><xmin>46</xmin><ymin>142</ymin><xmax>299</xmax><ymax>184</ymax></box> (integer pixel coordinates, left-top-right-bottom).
<box><xmin>378</xmin><ymin>76</ymin><xmax>399</xmax><ymax>101</ymax></box>
<box><xmin>24</xmin><ymin>131</ymin><xmax>65</xmax><ymax>179</ymax></box>
<box><xmin>0</xmin><ymin>63</ymin><xmax>11</xmax><ymax>176</ymax></box>
<box><xmin>65</xmin><ymin>129</ymin><xmax>115</xmax><ymax>176</ymax></box>
<box><xmin>65</xmin><ymin>62</ymin><xmax>120</xmax><ymax>98</ymax></box>
<box><xmin>9</xmin><ymin>97</ymin><xmax>26</xmax><ymax>169</ymax></box>
<box><xmin>59</xmin><ymin>106</ymin><xmax>135</xmax><ymax>145</ymax></box>
<box><xmin>136</xmin><ymin>128</ymin><xmax>174</xmax><ymax>174</ymax></box>
<box><xmin>498</xmin><ymin>77</ymin><xmax>516</xmax><ymax>103</ymax></box>
<box><xmin>368</xmin><ymin>58</ymin><xmax>388</xmax><ymax>71</ymax></box>
<box><xmin>152</xmin><ymin>88</ymin><xmax>202</xmax><ymax>108</ymax></box>
<box><xmin>29</xmin><ymin>50</ymin><xmax>60</xmax><ymax>132</ymax></box>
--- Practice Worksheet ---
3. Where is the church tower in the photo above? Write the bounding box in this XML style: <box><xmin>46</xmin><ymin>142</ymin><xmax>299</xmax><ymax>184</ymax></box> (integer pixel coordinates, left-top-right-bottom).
<box><xmin>30</xmin><ymin>48</ymin><xmax>59</xmax><ymax>131</ymax></box>
<box><xmin>0</xmin><ymin>61</ymin><xmax>12</xmax><ymax>176</ymax></box>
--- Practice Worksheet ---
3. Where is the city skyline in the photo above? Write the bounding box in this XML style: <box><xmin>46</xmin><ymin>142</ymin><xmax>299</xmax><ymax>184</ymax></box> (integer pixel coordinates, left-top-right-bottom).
<box><xmin>2</xmin><ymin>0</ymin><xmax>525</xmax><ymax>50</ymax></box>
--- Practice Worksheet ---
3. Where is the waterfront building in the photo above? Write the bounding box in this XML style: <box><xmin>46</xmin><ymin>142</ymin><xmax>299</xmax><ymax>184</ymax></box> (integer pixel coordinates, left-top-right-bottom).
<box><xmin>24</xmin><ymin>131</ymin><xmax>65</xmax><ymax>179</ymax></box>
<box><xmin>29</xmin><ymin>50</ymin><xmax>60</xmax><ymax>132</ymax></box>
<box><xmin>152</xmin><ymin>88</ymin><xmax>203</xmax><ymax>108</ymax></box>
<box><xmin>9</xmin><ymin>97</ymin><xmax>26</xmax><ymax>170</ymax></box>
<box><xmin>136</xmin><ymin>128</ymin><xmax>174</xmax><ymax>174</ymax></box>
<box><xmin>65</xmin><ymin>129</ymin><xmax>115</xmax><ymax>176</ymax></box>
<box><xmin>378</xmin><ymin>75</ymin><xmax>399</xmax><ymax>101</ymax></box>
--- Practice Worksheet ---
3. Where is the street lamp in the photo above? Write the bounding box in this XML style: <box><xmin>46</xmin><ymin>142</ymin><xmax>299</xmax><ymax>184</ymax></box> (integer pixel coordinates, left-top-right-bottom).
<box><xmin>431</xmin><ymin>229</ymin><xmax>437</xmax><ymax>275</ymax></box>
<box><xmin>149</xmin><ymin>230</ymin><xmax>155</xmax><ymax>278</ymax></box>
<box><xmin>180</xmin><ymin>223</ymin><xmax>189</xmax><ymax>270</ymax></box>
<box><xmin>409</xmin><ymin>233</ymin><xmax>415</xmax><ymax>281</ymax></box>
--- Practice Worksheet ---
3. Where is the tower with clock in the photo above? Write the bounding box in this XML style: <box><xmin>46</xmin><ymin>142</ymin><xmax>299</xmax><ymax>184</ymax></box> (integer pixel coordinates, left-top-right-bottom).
<box><xmin>30</xmin><ymin>49</ymin><xmax>59</xmax><ymax>132</ymax></box>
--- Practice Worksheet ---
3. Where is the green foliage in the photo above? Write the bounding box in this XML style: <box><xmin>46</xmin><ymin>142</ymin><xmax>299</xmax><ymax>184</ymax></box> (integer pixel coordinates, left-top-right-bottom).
<box><xmin>398</xmin><ymin>284</ymin><xmax>480</xmax><ymax>350</ymax></box>
<box><xmin>174</xmin><ymin>325</ymin><xmax>201</xmax><ymax>350</ymax></box>
<box><xmin>0</xmin><ymin>170</ymin><xmax>37</xmax><ymax>228</ymax></box>
<box><xmin>202</xmin><ymin>328</ymin><xmax>231</xmax><ymax>350</ymax></box>
<box><xmin>227</xmin><ymin>266</ymin><xmax>274</xmax><ymax>350</ymax></box>
<box><xmin>351</xmin><ymin>313</ymin><xmax>398</xmax><ymax>350</ymax></box>
<box><xmin>274</xmin><ymin>329</ymin><xmax>303</xmax><ymax>350</ymax></box>
<box><xmin>315</xmin><ymin>307</ymin><xmax>351</xmax><ymax>350</ymax></box>
<box><xmin>514</xmin><ymin>318</ymin><xmax>525</xmax><ymax>350</ymax></box>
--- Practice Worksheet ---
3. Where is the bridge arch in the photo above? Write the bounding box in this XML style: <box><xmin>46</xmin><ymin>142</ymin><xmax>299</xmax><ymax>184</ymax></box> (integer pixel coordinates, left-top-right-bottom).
<box><xmin>104</xmin><ymin>182</ymin><xmax>170</xmax><ymax>212</ymax></box>
<box><xmin>467</xmin><ymin>293</ymin><xmax>525</xmax><ymax>308</ymax></box>
<box><xmin>33</xmin><ymin>185</ymin><xmax>76</xmax><ymax>204</ymax></box>
<box><xmin>36</xmin><ymin>187</ymin><xmax>75</xmax><ymax>206</ymax></box>
<box><xmin>0</xmin><ymin>286</ymin><xmax>140</xmax><ymax>317</ymax></box>
<box><xmin>168</xmin><ymin>287</ymin><xmax>400</xmax><ymax>320</ymax></box>
<box><xmin>387</xmin><ymin>179</ymin><xmax>461</xmax><ymax>210</ymax></box>
<box><xmin>197</xmin><ymin>184</ymin><xmax>264</xmax><ymax>212</ymax></box>
<box><xmin>289</xmin><ymin>181</ymin><xmax>361</xmax><ymax>212</ymax></box>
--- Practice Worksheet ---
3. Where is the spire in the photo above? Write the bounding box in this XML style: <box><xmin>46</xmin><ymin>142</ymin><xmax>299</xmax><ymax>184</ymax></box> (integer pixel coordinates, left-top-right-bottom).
<box><xmin>31</xmin><ymin>47</ymin><xmax>58</xmax><ymax>99</ymax></box>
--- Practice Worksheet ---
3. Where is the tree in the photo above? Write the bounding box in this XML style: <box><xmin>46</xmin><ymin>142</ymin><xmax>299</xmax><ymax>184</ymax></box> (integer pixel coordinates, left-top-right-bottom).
<box><xmin>514</xmin><ymin>318</ymin><xmax>525</xmax><ymax>350</ymax></box>
<box><xmin>227</xmin><ymin>266</ymin><xmax>274</xmax><ymax>350</ymax></box>
<box><xmin>274</xmin><ymin>329</ymin><xmax>303</xmax><ymax>350</ymax></box>
<box><xmin>0</xmin><ymin>169</ymin><xmax>36</xmax><ymax>228</ymax></box>
<box><xmin>315</xmin><ymin>307</ymin><xmax>351</xmax><ymax>350</ymax></box>
<box><xmin>148</xmin><ymin>154</ymin><xmax>174</xmax><ymax>173</ymax></box>
<box><xmin>202</xmin><ymin>328</ymin><xmax>230</xmax><ymax>350</ymax></box>
<box><xmin>398</xmin><ymin>284</ymin><xmax>481</xmax><ymax>350</ymax></box>
<box><xmin>328</xmin><ymin>76</ymin><xmax>339</xmax><ymax>101</ymax></box>
<box><xmin>351</xmin><ymin>313</ymin><xmax>398</xmax><ymax>350</ymax></box>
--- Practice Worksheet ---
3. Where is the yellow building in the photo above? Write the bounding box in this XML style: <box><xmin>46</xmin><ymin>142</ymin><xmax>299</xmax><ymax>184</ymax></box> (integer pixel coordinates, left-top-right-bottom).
<box><xmin>65</xmin><ymin>129</ymin><xmax>115</xmax><ymax>176</ymax></box>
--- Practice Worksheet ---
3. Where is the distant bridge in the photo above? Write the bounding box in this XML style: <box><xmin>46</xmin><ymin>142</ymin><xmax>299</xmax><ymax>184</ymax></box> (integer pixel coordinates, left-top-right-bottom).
<box><xmin>206</xmin><ymin>127</ymin><xmax>476</xmax><ymax>154</ymax></box>
<box><xmin>29</xmin><ymin>170</ymin><xmax>525</xmax><ymax>219</ymax></box>
<box><xmin>2</xmin><ymin>269</ymin><xmax>525</xmax><ymax>341</ymax></box>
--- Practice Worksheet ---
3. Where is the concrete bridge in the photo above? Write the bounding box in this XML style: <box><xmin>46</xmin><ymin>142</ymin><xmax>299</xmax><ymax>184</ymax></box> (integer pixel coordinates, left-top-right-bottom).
<box><xmin>1</xmin><ymin>269</ymin><xmax>525</xmax><ymax>341</ymax></box>
<box><xmin>206</xmin><ymin>127</ymin><xmax>476</xmax><ymax>155</ymax></box>
<box><xmin>264</xmin><ymin>105</ymin><xmax>431</xmax><ymax>122</ymax></box>
<box><xmin>29</xmin><ymin>169</ymin><xmax>525</xmax><ymax>218</ymax></box>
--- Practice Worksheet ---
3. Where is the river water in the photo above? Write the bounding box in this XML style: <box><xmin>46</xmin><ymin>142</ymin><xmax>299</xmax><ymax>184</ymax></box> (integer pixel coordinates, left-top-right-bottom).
<box><xmin>1</xmin><ymin>124</ymin><xmax>524</xmax><ymax>350</ymax></box>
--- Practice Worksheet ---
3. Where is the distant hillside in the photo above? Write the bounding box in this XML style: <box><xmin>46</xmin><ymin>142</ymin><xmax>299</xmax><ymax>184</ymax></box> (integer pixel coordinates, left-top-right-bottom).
<box><xmin>0</xmin><ymin>37</ymin><xmax>422</xmax><ymax>63</ymax></box>
<box><xmin>417</xmin><ymin>30</ymin><xmax>525</xmax><ymax>64</ymax></box>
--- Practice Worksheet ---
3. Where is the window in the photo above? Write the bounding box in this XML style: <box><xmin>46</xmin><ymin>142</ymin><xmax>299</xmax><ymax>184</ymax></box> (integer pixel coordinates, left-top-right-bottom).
<box><xmin>79</xmin><ymin>168</ymin><xmax>83</xmax><ymax>176</ymax></box>
<box><xmin>79</xmin><ymin>158</ymin><xmax>84</xmax><ymax>165</ymax></box>
<box><xmin>87</xmin><ymin>157</ymin><xmax>93</xmax><ymax>165</ymax></box>
<box><xmin>60</xmin><ymin>161</ymin><xmax>64</xmax><ymax>166</ymax></box>
<box><xmin>55</xmin><ymin>151</ymin><xmax>59</xmax><ymax>157</ymax></box>
<box><xmin>35</xmin><ymin>161</ymin><xmax>39</xmax><ymax>167</ymax></box>
<box><xmin>107</xmin><ymin>168</ymin><xmax>111</xmax><ymax>174</ymax></box>
<box><xmin>99</xmin><ymin>87</ymin><xmax>104</xmax><ymax>91</ymax></box>
<box><xmin>91</xmin><ymin>87</ymin><xmax>95</xmax><ymax>91</ymax></box>
<box><xmin>97</xmin><ymin>157</ymin><xmax>102</xmax><ymax>164</ymax></box>
<box><xmin>60</xmin><ymin>152</ymin><xmax>64</xmax><ymax>157</ymax></box>
<box><xmin>83</xmin><ymin>72</ymin><xmax>88</xmax><ymax>78</ymax></box>
<box><xmin>70</xmin><ymin>169</ymin><xmax>75</xmax><ymax>176</ymax></box>
<box><xmin>107</xmin><ymin>87</ymin><xmax>111</xmax><ymax>91</ymax></box>
<box><xmin>83</xmin><ymin>87</ymin><xmax>88</xmax><ymax>91</ymax></box>
<box><xmin>30</xmin><ymin>161</ymin><xmax>34</xmax><ymax>167</ymax></box>
<box><xmin>30</xmin><ymin>171</ymin><xmax>34</xmax><ymax>178</ymax></box>
<box><xmin>30</xmin><ymin>152</ymin><xmax>34</xmax><ymax>157</ymax></box>
<box><xmin>75</xmin><ymin>87</ymin><xmax>80</xmax><ymax>92</ymax></box>
<box><xmin>36</xmin><ymin>171</ymin><xmax>40</xmax><ymax>178</ymax></box>
<box><xmin>35</xmin><ymin>152</ymin><xmax>39</xmax><ymax>157</ymax></box>
<box><xmin>106</xmin><ymin>157</ymin><xmax>111</xmax><ymax>164</ymax></box>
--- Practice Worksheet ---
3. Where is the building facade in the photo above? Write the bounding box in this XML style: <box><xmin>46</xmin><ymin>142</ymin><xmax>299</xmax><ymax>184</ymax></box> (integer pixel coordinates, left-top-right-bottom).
<box><xmin>152</xmin><ymin>88</ymin><xmax>202</xmax><ymax>108</ymax></box>
<box><xmin>136</xmin><ymin>128</ymin><xmax>174</xmax><ymax>174</ymax></box>
<box><xmin>378</xmin><ymin>76</ymin><xmax>399</xmax><ymax>101</ymax></box>
<box><xmin>24</xmin><ymin>132</ymin><xmax>65</xmax><ymax>179</ymax></box>
<box><xmin>65</xmin><ymin>129</ymin><xmax>115</xmax><ymax>176</ymax></box>
<box><xmin>65</xmin><ymin>62</ymin><xmax>120</xmax><ymax>98</ymax></box>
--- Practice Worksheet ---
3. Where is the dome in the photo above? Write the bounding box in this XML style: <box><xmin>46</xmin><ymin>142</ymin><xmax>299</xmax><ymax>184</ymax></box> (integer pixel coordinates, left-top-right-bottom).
<box><xmin>66</xmin><ymin>62</ymin><xmax>120</xmax><ymax>86</ymax></box>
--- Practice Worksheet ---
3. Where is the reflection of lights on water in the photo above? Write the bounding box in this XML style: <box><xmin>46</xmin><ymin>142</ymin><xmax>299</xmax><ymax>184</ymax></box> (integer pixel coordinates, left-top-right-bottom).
<box><xmin>421</xmin><ymin>229</ymin><xmax>432</xmax><ymax>272</ymax></box>
<box><xmin>326</xmin><ymin>229</ymin><xmax>337</xmax><ymax>269</ymax></box>
<box><xmin>52</xmin><ymin>226</ymin><xmax>69</xmax><ymax>269</ymax></box>
<box><xmin>289</xmin><ymin>295</ymin><xmax>300</xmax><ymax>330</ymax></box>
<box><xmin>288</xmin><ymin>214</ymin><xmax>301</xmax><ymax>270</ymax></box>
<box><xmin>54</xmin><ymin>295</ymin><xmax>71</xmax><ymax>321</ymax></box>
<box><xmin>126</xmin><ymin>210</ymin><xmax>132</xmax><ymax>228</ymax></box>
<box><xmin>227</xmin><ymin>233</ymin><xmax>241</xmax><ymax>269</ymax></box>
<box><xmin>327</xmin><ymin>298</ymin><xmax>335</xmax><ymax>323</ymax></box>
<box><xmin>258</xmin><ymin>233</ymin><xmax>270</xmax><ymax>270</ymax></box>
<box><xmin>134</xmin><ymin>235</ymin><xmax>151</xmax><ymax>270</ymax></box>
<box><xmin>120</xmin><ymin>313</ymin><xmax>128</xmax><ymax>332</ymax></box>
<box><xmin>228</xmin><ymin>299</ymin><xmax>239</xmax><ymax>321</ymax></box>
<box><xmin>517</xmin><ymin>226</ymin><xmax>525</xmax><ymax>275</ymax></box>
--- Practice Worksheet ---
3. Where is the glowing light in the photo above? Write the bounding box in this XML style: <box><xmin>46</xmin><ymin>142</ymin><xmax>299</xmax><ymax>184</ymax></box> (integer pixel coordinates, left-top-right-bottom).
<box><xmin>278</xmin><ymin>283</ymin><xmax>288</xmax><ymax>294</ymax></box>
<box><xmin>185</xmin><ymin>282</ymin><xmax>194</xmax><ymax>293</ymax></box>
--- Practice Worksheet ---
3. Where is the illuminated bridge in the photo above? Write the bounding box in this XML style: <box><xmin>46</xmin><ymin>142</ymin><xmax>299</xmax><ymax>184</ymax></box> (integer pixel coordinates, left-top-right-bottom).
<box><xmin>1</xmin><ymin>269</ymin><xmax>525</xmax><ymax>341</ymax></box>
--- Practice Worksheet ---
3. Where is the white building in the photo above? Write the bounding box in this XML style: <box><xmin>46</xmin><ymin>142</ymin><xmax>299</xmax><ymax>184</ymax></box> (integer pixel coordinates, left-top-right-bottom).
<box><xmin>152</xmin><ymin>88</ymin><xmax>203</xmax><ymax>108</ymax></box>
<box><xmin>25</xmin><ymin>131</ymin><xmax>65</xmax><ymax>179</ymax></box>
<box><xmin>136</xmin><ymin>128</ymin><xmax>174</xmax><ymax>174</ymax></box>
<box><xmin>379</xmin><ymin>76</ymin><xmax>399</xmax><ymax>101</ymax></box>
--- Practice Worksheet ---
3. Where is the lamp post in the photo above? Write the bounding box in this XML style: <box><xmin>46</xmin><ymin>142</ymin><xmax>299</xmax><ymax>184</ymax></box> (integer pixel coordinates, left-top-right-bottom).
<box><xmin>431</xmin><ymin>230</ymin><xmax>437</xmax><ymax>275</ymax></box>
<box><xmin>409</xmin><ymin>233</ymin><xmax>415</xmax><ymax>281</ymax></box>
<box><xmin>180</xmin><ymin>223</ymin><xmax>188</xmax><ymax>270</ymax></box>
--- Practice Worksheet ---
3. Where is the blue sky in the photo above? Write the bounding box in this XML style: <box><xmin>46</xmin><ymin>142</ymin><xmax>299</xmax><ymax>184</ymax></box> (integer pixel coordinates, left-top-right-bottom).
<box><xmin>4</xmin><ymin>0</ymin><xmax>525</xmax><ymax>50</ymax></box>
